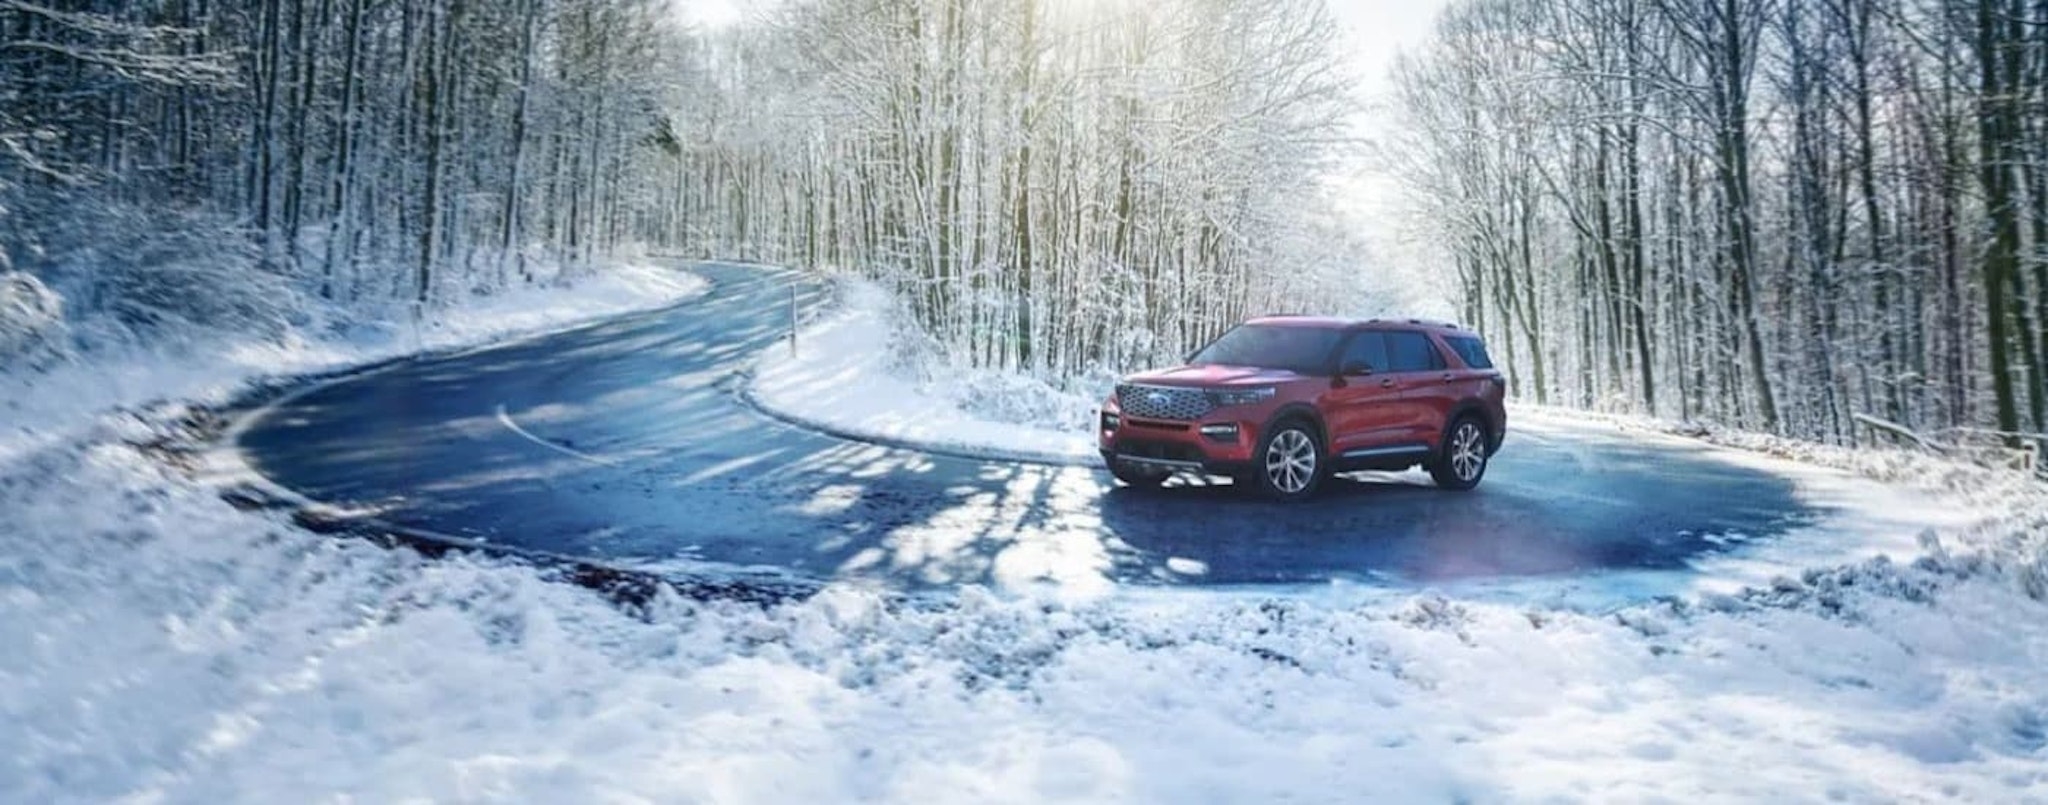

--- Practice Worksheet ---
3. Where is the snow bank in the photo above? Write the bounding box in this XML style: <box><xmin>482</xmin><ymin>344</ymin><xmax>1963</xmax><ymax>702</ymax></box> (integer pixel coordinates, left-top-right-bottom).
<box><xmin>0</xmin><ymin>271</ymin><xmax>64</xmax><ymax>371</ymax></box>
<box><xmin>1516</xmin><ymin>406</ymin><xmax>2048</xmax><ymax>577</ymax></box>
<box><xmin>751</xmin><ymin>278</ymin><xmax>1101</xmax><ymax>464</ymax></box>
<box><xmin>4</xmin><ymin>433</ymin><xmax>2046</xmax><ymax>801</ymax></box>
<box><xmin>0</xmin><ymin>261</ymin><xmax>706</xmax><ymax>463</ymax></box>
<box><xmin>1514</xmin><ymin>405</ymin><xmax>2037</xmax><ymax>494</ymax></box>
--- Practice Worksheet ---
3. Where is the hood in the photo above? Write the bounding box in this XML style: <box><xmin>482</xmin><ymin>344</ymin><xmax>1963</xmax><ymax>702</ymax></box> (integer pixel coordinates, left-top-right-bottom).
<box><xmin>1120</xmin><ymin>364</ymin><xmax>1303</xmax><ymax>388</ymax></box>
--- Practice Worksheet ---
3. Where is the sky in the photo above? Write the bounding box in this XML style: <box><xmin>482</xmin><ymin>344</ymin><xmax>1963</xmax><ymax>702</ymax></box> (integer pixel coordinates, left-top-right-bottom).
<box><xmin>1328</xmin><ymin>1</ymin><xmax>1449</xmax><ymax>96</ymax></box>
<box><xmin>674</xmin><ymin>0</ymin><xmax>1446</xmax><ymax>85</ymax></box>
<box><xmin>675</xmin><ymin>0</ymin><xmax>747</xmax><ymax>29</ymax></box>
<box><xmin>1324</xmin><ymin>1</ymin><xmax>1454</xmax><ymax>303</ymax></box>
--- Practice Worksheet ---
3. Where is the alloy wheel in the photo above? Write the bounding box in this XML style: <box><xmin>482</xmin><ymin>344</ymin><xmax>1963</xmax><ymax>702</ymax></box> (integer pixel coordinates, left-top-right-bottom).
<box><xmin>1450</xmin><ymin>421</ymin><xmax>1485</xmax><ymax>482</ymax></box>
<box><xmin>1264</xmin><ymin>428</ymin><xmax>1317</xmax><ymax>494</ymax></box>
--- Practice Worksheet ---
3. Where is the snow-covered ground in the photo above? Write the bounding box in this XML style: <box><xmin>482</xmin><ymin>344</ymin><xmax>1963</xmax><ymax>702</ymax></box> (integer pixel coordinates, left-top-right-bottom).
<box><xmin>752</xmin><ymin>278</ymin><xmax>1101</xmax><ymax>464</ymax></box>
<box><xmin>6</xmin><ymin>436</ymin><xmax>2047</xmax><ymax>801</ymax></box>
<box><xmin>5</xmin><ymin>262</ymin><xmax>2048</xmax><ymax>801</ymax></box>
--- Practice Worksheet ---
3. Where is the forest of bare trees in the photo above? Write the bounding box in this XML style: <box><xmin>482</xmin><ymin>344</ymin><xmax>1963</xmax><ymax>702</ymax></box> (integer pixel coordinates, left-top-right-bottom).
<box><xmin>21</xmin><ymin>0</ymin><xmax>2026</xmax><ymax>449</ymax></box>
<box><xmin>0</xmin><ymin>0</ymin><xmax>688</xmax><ymax>343</ymax></box>
<box><xmin>1</xmin><ymin>0</ymin><xmax>1386</xmax><ymax>387</ymax></box>
<box><xmin>1390</xmin><ymin>0</ymin><xmax>2048</xmax><ymax>450</ymax></box>
<box><xmin>645</xmin><ymin>0</ymin><xmax>1383</xmax><ymax>379</ymax></box>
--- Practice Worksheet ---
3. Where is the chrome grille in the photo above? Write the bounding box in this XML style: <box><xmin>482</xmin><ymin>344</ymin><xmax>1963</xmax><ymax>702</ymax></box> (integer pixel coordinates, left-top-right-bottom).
<box><xmin>1116</xmin><ymin>384</ymin><xmax>1213</xmax><ymax>421</ymax></box>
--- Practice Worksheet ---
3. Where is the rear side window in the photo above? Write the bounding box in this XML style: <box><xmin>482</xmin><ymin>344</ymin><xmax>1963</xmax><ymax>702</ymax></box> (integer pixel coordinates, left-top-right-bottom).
<box><xmin>1384</xmin><ymin>332</ymin><xmax>1446</xmax><ymax>372</ymax></box>
<box><xmin>1445</xmin><ymin>335</ymin><xmax>1494</xmax><ymax>369</ymax></box>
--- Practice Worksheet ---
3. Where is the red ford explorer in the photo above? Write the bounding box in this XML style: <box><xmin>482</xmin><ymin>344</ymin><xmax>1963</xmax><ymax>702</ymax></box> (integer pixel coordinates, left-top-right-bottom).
<box><xmin>1098</xmin><ymin>317</ymin><xmax>1507</xmax><ymax>500</ymax></box>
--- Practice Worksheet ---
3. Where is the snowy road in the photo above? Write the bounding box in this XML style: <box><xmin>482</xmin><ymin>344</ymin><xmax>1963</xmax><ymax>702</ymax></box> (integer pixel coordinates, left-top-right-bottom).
<box><xmin>233</xmin><ymin>262</ymin><xmax>1956</xmax><ymax>600</ymax></box>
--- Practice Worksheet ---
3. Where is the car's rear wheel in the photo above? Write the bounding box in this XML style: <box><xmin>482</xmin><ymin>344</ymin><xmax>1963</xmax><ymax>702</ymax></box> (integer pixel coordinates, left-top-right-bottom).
<box><xmin>1249</xmin><ymin>421</ymin><xmax>1323</xmax><ymax>501</ymax></box>
<box><xmin>1428</xmin><ymin>416</ymin><xmax>1490</xmax><ymax>491</ymax></box>
<box><xmin>1110</xmin><ymin>462</ymin><xmax>1171</xmax><ymax>489</ymax></box>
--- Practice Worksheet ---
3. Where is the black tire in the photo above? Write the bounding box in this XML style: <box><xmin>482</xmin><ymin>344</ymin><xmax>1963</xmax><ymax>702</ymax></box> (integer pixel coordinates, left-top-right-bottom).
<box><xmin>1428</xmin><ymin>416</ymin><xmax>1490</xmax><ymax>491</ymax></box>
<box><xmin>1110</xmin><ymin>462</ymin><xmax>1171</xmax><ymax>489</ymax></box>
<box><xmin>1248</xmin><ymin>419</ymin><xmax>1325</xmax><ymax>501</ymax></box>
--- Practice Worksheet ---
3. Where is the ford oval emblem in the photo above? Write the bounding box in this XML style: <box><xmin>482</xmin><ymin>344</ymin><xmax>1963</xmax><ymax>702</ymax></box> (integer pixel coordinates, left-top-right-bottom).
<box><xmin>1146</xmin><ymin>391</ymin><xmax>1169</xmax><ymax>405</ymax></box>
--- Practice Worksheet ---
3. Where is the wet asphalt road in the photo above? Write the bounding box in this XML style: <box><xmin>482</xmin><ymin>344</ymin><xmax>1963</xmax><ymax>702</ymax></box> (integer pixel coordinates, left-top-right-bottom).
<box><xmin>236</xmin><ymin>262</ymin><xmax>1818</xmax><ymax>592</ymax></box>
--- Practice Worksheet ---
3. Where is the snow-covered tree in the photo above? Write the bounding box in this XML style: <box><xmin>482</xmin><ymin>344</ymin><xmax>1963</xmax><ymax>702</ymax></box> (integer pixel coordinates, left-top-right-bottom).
<box><xmin>1390</xmin><ymin>0</ymin><xmax>2048</xmax><ymax>449</ymax></box>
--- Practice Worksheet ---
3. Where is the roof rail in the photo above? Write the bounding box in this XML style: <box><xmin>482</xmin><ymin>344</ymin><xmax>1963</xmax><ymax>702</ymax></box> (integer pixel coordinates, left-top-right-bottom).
<box><xmin>1364</xmin><ymin>317</ymin><xmax>1464</xmax><ymax>330</ymax></box>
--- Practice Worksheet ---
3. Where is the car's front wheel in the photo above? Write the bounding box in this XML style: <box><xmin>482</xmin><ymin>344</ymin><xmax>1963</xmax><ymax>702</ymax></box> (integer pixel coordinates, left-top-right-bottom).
<box><xmin>1249</xmin><ymin>421</ymin><xmax>1324</xmax><ymax>501</ymax></box>
<box><xmin>1428</xmin><ymin>416</ymin><xmax>1490</xmax><ymax>491</ymax></box>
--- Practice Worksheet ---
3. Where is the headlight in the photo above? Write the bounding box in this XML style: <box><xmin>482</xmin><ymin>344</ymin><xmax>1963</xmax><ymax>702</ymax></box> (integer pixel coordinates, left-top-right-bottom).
<box><xmin>1101</xmin><ymin>411</ymin><xmax>1121</xmax><ymax>431</ymax></box>
<box><xmin>1208</xmin><ymin>387</ymin><xmax>1276</xmax><ymax>407</ymax></box>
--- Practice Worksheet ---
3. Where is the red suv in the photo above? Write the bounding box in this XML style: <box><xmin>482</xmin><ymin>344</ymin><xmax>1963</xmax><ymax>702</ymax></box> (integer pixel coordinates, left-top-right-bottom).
<box><xmin>1098</xmin><ymin>317</ymin><xmax>1507</xmax><ymax>500</ymax></box>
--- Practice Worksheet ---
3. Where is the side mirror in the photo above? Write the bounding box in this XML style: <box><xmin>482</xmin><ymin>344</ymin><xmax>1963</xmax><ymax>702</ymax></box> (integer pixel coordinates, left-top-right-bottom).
<box><xmin>1341</xmin><ymin>361</ymin><xmax>1374</xmax><ymax>377</ymax></box>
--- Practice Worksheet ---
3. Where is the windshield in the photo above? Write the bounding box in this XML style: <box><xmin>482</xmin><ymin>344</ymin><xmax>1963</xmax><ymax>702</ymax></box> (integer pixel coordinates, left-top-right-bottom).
<box><xmin>1188</xmin><ymin>324</ymin><xmax>1343</xmax><ymax>373</ymax></box>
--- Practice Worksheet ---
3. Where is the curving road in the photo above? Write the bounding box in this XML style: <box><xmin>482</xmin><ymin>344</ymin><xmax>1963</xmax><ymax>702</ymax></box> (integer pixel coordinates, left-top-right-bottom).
<box><xmin>237</xmin><ymin>262</ymin><xmax>1835</xmax><ymax>595</ymax></box>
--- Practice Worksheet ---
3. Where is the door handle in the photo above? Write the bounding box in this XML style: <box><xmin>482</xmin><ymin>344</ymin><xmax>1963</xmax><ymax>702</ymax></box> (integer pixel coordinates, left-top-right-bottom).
<box><xmin>1442</xmin><ymin>373</ymin><xmax>1455</xmax><ymax>383</ymax></box>
<box><xmin>1380</xmin><ymin>378</ymin><xmax>1396</xmax><ymax>388</ymax></box>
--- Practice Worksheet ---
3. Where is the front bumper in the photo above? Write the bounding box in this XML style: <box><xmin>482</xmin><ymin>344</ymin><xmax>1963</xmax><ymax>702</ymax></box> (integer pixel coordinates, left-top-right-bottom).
<box><xmin>1098</xmin><ymin>412</ymin><xmax>1259</xmax><ymax>476</ymax></box>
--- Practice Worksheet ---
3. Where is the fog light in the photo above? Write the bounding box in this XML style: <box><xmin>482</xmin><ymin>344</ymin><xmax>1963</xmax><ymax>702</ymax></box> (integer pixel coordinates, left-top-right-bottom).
<box><xmin>1199</xmin><ymin>423</ymin><xmax>1239</xmax><ymax>441</ymax></box>
<box><xmin>1102</xmin><ymin>412</ymin><xmax>1121</xmax><ymax>431</ymax></box>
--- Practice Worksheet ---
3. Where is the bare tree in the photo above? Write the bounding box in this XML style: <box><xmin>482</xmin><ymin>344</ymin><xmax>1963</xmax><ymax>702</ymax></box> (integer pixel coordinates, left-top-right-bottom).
<box><xmin>1392</xmin><ymin>0</ymin><xmax>2048</xmax><ymax>448</ymax></box>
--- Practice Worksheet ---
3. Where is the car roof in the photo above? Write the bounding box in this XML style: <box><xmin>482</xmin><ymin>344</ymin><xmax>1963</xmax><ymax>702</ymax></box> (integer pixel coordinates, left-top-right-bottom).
<box><xmin>1244</xmin><ymin>315</ymin><xmax>1471</xmax><ymax>334</ymax></box>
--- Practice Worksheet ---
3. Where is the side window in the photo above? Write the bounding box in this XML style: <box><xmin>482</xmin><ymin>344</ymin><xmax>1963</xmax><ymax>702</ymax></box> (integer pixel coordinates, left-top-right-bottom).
<box><xmin>1384</xmin><ymin>332</ymin><xmax>1445</xmax><ymax>373</ymax></box>
<box><xmin>1446</xmin><ymin>335</ymin><xmax>1494</xmax><ymax>369</ymax></box>
<box><xmin>1340</xmin><ymin>332</ymin><xmax>1389</xmax><ymax>373</ymax></box>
